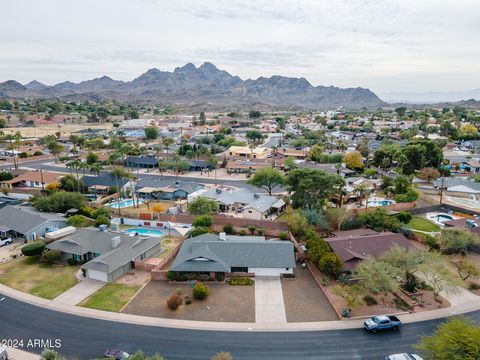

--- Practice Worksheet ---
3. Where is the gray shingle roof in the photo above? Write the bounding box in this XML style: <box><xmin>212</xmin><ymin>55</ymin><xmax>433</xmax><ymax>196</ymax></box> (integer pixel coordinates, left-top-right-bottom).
<box><xmin>172</xmin><ymin>233</ymin><xmax>295</xmax><ymax>272</ymax></box>
<box><xmin>0</xmin><ymin>205</ymin><xmax>64</xmax><ymax>234</ymax></box>
<box><xmin>81</xmin><ymin>236</ymin><xmax>161</xmax><ymax>273</ymax></box>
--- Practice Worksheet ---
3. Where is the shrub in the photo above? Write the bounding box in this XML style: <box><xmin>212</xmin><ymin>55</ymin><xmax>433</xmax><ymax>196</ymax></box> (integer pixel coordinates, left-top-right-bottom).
<box><xmin>94</xmin><ymin>215</ymin><xmax>110</xmax><ymax>227</ymax></box>
<box><xmin>18</xmin><ymin>152</ymin><xmax>28</xmax><ymax>159</ymax></box>
<box><xmin>166</xmin><ymin>294</ymin><xmax>183</xmax><ymax>310</ymax></box>
<box><xmin>33</xmin><ymin>150</ymin><xmax>43</xmax><ymax>156</ymax></box>
<box><xmin>192</xmin><ymin>215</ymin><xmax>213</xmax><ymax>228</ymax></box>
<box><xmin>278</xmin><ymin>231</ymin><xmax>288</xmax><ymax>240</ymax></box>
<box><xmin>340</xmin><ymin>216</ymin><xmax>363</xmax><ymax>230</ymax></box>
<box><xmin>395</xmin><ymin>187</ymin><xmax>418</xmax><ymax>203</ymax></box>
<box><xmin>228</xmin><ymin>277</ymin><xmax>254</xmax><ymax>285</ymax></box>
<box><xmin>107</xmin><ymin>186</ymin><xmax>118</xmax><ymax>195</ymax></box>
<box><xmin>363</xmin><ymin>295</ymin><xmax>378</xmax><ymax>306</ymax></box>
<box><xmin>184</xmin><ymin>296</ymin><xmax>192</xmax><ymax>305</ymax></box>
<box><xmin>187</xmin><ymin>226</ymin><xmax>210</xmax><ymax>238</ymax></box>
<box><xmin>318</xmin><ymin>252</ymin><xmax>343</xmax><ymax>278</ymax></box>
<box><xmin>396</xmin><ymin>211</ymin><xmax>412</xmax><ymax>223</ymax></box>
<box><xmin>32</xmin><ymin>191</ymin><xmax>84</xmax><ymax>213</ymax></box>
<box><xmin>91</xmin><ymin>207</ymin><xmax>110</xmax><ymax>219</ymax></box>
<box><xmin>67</xmin><ymin>215</ymin><xmax>90</xmax><ymax>227</ymax></box>
<box><xmin>238</xmin><ymin>230</ymin><xmax>246</xmax><ymax>236</ymax></box>
<box><xmin>223</xmin><ymin>224</ymin><xmax>234</xmax><ymax>234</ymax></box>
<box><xmin>42</xmin><ymin>250</ymin><xmax>61</xmax><ymax>264</ymax></box>
<box><xmin>78</xmin><ymin>206</ymin><xmax>94</xmax><ymax>218</ymax></box>
<box><xmin>67</xmin><ymin>258</ymin><xmax>78</xmax><ymax>266</ymax></box>
<box><xmin>256</xmin><ymin>228</ymin><xmax>264</xmax><ymax>236</ymax></box>
<box><xmin>248</xmin><ymin>226</ymin><xmax>256</xmax><ymax>235</ymax></box>
<box><xmin>211</xmin><ymin>352</ymin><xmax>233</xmax><ymax>360</ymax></box>
<box><xmin>192</xmin><ymin>282</ymin><xmax>209</xmax><ymax>300</ymax></box>
<box><xmin>21</xmin><ymin>241</ymin><xmax>46</xmax><ymax>256</ymax></box>
<box><xmin>425</xmin><ymin>234</ymin><xmax>440</xmax><ymax>250</ymax></box>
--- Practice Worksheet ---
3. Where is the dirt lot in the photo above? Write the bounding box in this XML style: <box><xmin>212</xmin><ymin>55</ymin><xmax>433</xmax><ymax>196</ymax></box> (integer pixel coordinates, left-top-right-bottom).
<box><xmin>2</xmin><ymin>123</ymin><xmax>112</xmax><ymax>138</ymax></box>
<box><xmin>282</xmin><ymin>267</ymin><xmax>338</xmax><ymax>322</ymax></box>
<box><xmin>122</xmin><ymin>280</ymin><xmax>255</xmax><ymax>322</ymax></box>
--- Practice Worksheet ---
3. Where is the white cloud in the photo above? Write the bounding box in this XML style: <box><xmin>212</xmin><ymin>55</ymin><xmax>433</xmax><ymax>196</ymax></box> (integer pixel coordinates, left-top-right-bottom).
<box><xmin>0</xmin><ymin>0</ymin><xmax>479</xmax><ymax>94</ymax></box>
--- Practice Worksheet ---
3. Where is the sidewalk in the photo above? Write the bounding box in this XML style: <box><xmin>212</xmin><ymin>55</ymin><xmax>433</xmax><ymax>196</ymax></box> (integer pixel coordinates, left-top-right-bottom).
<box><xmin>0</xmin><ymin>282</ymin><xmax>479</xmax><ymax>332</ymax></box>
<box><xmin>5</xmin><ymin>347</ymin><xmax>39</xmax><ymax>360</ymax></box>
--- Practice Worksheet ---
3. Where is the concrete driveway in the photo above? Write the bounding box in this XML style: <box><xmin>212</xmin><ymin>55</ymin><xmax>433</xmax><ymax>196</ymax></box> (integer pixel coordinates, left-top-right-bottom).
<box><xmin>52</xmin><ymin>278</ymin><xmax>105</xmax><ymax>306</ymax></box>
<box><xmin>255</xmin><ymin>276</ymin><xmax>286</xmax><ymax>323</ymax></box>
<box><xmin>0</xmin><ymin>237</ymin><xmax>24</xmax><ymax>263</ymax></box>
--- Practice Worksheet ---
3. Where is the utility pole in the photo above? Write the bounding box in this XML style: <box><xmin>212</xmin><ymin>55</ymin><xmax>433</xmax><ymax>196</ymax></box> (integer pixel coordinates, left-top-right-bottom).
<box><xmin>40</xmin><ymin>169</ymin><xmax>45</xmax><ymax>194</ymax></box>
<box><xmin>439</xmin><ymin>173</ymin><xmax>445</xmax><ymax>205</ymax></box>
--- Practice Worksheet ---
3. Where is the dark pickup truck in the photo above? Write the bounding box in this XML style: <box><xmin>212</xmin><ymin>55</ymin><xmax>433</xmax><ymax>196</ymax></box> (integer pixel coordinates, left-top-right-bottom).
<box><xmin>364</xmin><ymin>315</ymin><xmax>402</xmax><ymax>333</ymax></box>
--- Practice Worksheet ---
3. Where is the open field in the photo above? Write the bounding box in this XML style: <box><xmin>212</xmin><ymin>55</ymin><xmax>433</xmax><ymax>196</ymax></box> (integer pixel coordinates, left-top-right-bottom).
<box><xmin>0</xmin><ymin>256</ymin><xmax>78</xmax><ymax>299</ymax></box>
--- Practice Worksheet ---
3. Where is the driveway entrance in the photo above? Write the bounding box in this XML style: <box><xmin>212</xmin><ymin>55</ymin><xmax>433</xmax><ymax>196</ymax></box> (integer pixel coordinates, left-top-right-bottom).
<box><xmin>255</xmin><ymin>276</ymin><xmax>286</xmax><ymax>323</ymax></box>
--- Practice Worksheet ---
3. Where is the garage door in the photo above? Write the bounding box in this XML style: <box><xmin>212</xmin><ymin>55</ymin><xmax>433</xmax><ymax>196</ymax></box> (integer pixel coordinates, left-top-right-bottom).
<box><xmin>87</xmin><ymin>269</ymin><xmax>108</xmax><ymax>282</ymax></box>
<box><xmin>250</xmin><ymin>268</ymin><xmax>283</xmax><ymax>276</ymax></box>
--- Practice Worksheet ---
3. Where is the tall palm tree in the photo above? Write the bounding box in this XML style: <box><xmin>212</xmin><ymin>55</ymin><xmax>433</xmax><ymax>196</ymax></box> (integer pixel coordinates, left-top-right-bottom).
<box><xmin>89</xmin><ymin>162</ymin><xmax>103</xmax><ymax>200</ymax></box>
<box><xmin>354</xmin><ymin>183</ymin><xmax>371</xmax><ymax>212</ymax></box>
<box><xmin>207</xmin><ymin>155</ymin><xmax>218</xmax><ymax>186</ymax></box>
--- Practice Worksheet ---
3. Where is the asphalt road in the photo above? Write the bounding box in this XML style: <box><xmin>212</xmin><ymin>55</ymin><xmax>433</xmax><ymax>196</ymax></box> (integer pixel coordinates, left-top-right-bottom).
<box><xmin>1</xmin><ymin>295</ymin><xmax>479</xmax><ymax>360</ymax></box>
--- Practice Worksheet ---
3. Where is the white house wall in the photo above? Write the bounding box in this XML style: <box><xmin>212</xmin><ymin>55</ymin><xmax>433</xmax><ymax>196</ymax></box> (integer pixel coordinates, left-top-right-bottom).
<box><xmin>250</xmin><ymin>267</ymin><xmax>293</xmax><ymax>276</ymax></box>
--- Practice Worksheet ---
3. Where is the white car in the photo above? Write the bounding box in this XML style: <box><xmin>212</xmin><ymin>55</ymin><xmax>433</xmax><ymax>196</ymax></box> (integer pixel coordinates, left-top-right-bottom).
<box><xmin>386</xmin><ymin>354</ymin><xmax>423</xmax><ymax>360</ymax></box>
<box><xmin>0</xmin><ymin>237</ymin><xmax>12</xmax><ymax>247</ymax></box>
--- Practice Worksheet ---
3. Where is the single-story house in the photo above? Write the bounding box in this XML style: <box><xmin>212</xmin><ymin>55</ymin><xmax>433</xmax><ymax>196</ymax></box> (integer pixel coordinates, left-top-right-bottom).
<box><xmin>82</xmin><ymin>173</ymin><xmax>131</xmax><ymax>193</ymax></box>
<box><xmin>228</xmin><ymin>146</ymin><xmax>269</xmax><ymax>159</ymax></box>
<box><xmin>171</xmin><ymin>233</ymin><xmax>295</xmax><ymax>277</ymax></box>
<box><xmin>326</xmin><ymin>229</ymin><xmax>414</xmax><ymax>272</ymax></box>
<box><xmin>192</xmin><ymin>187</ymin><xmax>286</xmax><ymax>219</ymax></box>
<box><xmin>136</xmin><ymin>179</ymin><xmax>204</xmax><ymax>200</ymax></box>
<box><xmin>461</xmin><ymin>159</ymin><xmax>480</xmax><ymax>173</ymax></box>
<box><xmin>188</xmin><ymin>160</ymin><xmax>213</xmax><ymax>172</ymax></box>
<box><xmin>47</xmin><ymin>228</ymin><xmax>162</xmax><ymax>282</ymax></box>
<box><xmin>125</xmin><ymin>155</ymin><xmax>158</xmax><ymax>169</ymax></box>
<box><xmin>433</xmin><ymin>177</ymin><xmax>480</xmax><ymax>195</ymax></box>
<box><xmin>0</xmin><ymin>205</ymin><xmax>67</xmax><ymax>240</ymax></box>
<box><xmin>226</xmin><ymin>159</ymin><xmax>273</xmax><ymax>173</ymax></box>
<box><xmin>0</xmin><ymin>170</ymin><xmax>62</xmax><ymax>189</ymax></box>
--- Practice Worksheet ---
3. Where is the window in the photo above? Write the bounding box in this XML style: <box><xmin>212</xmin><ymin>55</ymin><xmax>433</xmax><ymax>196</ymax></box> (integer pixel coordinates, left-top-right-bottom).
<box><xmin>231</xmin><ymin>267</ymin><xmax>248</xmax><ymax>273</ymax></box>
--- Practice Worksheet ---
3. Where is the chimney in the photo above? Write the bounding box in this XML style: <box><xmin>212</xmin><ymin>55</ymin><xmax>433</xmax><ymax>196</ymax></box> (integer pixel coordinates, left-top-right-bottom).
<box><xmin>111</xmin><ymin>236</ymin><xmax>121</xmax><ymax>249</ymax></box>
<box><xmin>219</xmin><ymin>232</ymin><xmax>227</xmax><ymax>241</ymax></box>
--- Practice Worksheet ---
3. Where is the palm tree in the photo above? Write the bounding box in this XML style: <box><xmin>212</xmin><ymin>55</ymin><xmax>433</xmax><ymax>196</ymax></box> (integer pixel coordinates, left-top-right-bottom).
<box><xmin>354</xmin><ymin>183</ymin><xmax>371</xmax><ymax>212</ymax></box>
<box><xmin>207</xmin><ymin>155</ymin><xmax>218</xmax><ymax>186</ymax></box>
<box><xmin>71</xmin><ymin>159</ymin><xmax>82</xmax><ymax>192</ymax></box>
<box><xmin>89</xmin><ymin>162</ymin><xmax>103</xmax><ymax>200</ymax></box>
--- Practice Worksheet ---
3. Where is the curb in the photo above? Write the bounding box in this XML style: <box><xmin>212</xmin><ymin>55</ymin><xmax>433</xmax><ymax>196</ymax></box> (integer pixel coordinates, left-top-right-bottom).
<box><xmin>1</xmin><ymin>283</ymin><xmax>480</xmax><ymax>332</ymax></box>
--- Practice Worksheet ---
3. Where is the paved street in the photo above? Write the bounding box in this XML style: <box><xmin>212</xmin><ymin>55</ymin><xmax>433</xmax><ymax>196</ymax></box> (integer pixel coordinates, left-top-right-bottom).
<box><xmin>255</xmin><ymin>277</ymin><xmax>286</xmax><ymax>323</ymax></box>
<box><xmin>1</xmin><ymin>293</ymin><xmax>479</xmax><ymax>360</ymax></box>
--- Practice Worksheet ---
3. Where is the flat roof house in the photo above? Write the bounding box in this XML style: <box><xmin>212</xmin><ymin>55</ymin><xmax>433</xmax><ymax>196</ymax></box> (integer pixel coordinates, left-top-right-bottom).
<box><xmin>0</xmin><ymin>205</ymin><xmax>67</xmax><ymax>240</ymax></box>
<box><xmin>172</xmin><ymin>233</ymin><xmax>295</xmax><ymax>277</ymax></box>
<box><xmin>47</xmin><ymin>228</ymin><xmax>162</xmax><ymax>282</ymax></box>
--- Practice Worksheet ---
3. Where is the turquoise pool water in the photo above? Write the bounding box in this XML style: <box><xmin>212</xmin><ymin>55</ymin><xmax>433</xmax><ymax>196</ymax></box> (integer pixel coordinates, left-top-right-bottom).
<box><xmin>367</xmin><ymin>200</ymin><xmax>394</xmax><ymax>207</ymax></box>
<box><xmin>107</xmin><ymin>199</ymin><xmax>144</xmax><ymax>208</ymax></box>
<box><xmin>125</xmin><ymin>227</ymin><xmax>164</xmax><ymax>237</ymax></box>
<box><xmin>430</xmin><ymin>214</ymin><xmax>453</xmax><ymax>223</ymax></box>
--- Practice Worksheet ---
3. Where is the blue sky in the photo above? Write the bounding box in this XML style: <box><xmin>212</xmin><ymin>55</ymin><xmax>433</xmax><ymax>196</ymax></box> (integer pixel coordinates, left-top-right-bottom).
<box><xmin>1</xmin><ymin>0</ymin><xmax>479</xmax><ymax>95</ymax></box>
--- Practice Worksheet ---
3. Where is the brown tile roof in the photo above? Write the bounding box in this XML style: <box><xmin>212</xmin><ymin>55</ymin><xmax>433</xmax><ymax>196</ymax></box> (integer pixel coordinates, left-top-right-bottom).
<box><xmin>326</xmin><ymin>231</ymin><xmax>413</xmax><ymax>272</ymax></box>
<box><xmin>1</xmin><ymin>170</ymin><xmax>62</xmax><ymax>185</ymax></box>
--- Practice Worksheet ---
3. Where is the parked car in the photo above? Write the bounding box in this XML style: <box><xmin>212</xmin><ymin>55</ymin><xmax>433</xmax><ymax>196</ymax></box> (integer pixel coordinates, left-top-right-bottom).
<box><xmin>364</xmin><ymin>315</ymin><xmax>402</xmax><ymax>333</ymax></box>
<box><xmin>104</xmin><ymin>349</ymin><xmax>129</xmax><ymax>359</ymax></box>
<box><xmin>0</xmin><ymin>237</ymin><xmax>12</xmax><ymax>247</ymax></box>
<box><xmin>385</xmin><ymin>354</ymin><xmax>423</xmax><ymax>360</ymax></box>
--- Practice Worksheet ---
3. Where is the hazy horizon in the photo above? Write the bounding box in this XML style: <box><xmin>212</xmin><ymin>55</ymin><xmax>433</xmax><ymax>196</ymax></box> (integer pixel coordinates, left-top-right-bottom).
<box><xmin>2</xmin><ymin>0</ymin><xmax>479</xmax><ymax>97</ymax></box>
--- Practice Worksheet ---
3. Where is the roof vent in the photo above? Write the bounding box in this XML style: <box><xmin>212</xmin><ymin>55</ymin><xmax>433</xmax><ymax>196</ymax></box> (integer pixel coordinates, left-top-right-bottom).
<box><xmin>254</xmin><ymin>193</ymin><xmax>260</xmax><ymax>199</ymax></box>
<box><xmin>99</xmin><ymin>224</ymin><xmax>108</xmax><ymax>232</ymax></box>
<box><xmin>219</xmin><ymin>232</ymin><xmax>227</xmax><ymax>241</ymax></box>
<box><xmin>216</xmin><ymin>188</ymin><xmax>222</xmax><ymax>194</ymax></box>
<box><xmin>175</xmin><ymin>181</ymin><xmax>179</xmax><ymax>186</ymax></box>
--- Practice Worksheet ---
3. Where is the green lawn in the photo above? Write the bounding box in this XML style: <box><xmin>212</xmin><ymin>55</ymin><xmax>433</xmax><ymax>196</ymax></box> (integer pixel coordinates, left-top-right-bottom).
<box><xmin>79</xmin><ymin>283</ymin><xmax>141</xmax><ymax>312</ymax></box>
<box><xmin>0</xmin><ymin>256</ymin><xmax>78</xmax><ymax>299</ymax></box>
<box><xmin>406</xmin><ymin>217</ymin><xmax>441</xmax><ymax>232</ymax></box>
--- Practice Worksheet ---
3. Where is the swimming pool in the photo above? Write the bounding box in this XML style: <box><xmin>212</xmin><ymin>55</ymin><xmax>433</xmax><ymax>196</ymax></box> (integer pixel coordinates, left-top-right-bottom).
<box><xmin>430</xmin><ymin>214</ymin><xmax>453</xmax><ymax>223</ymax></box>
<box><xmin>124</xmin><ymin>227</ymin><xmax>164</xmax><ymax>237</ymax></box>
<box><xmin>107</xmin><ymin>199</ymin><xmax>144</xmax><ymax>208</ymax></box>
<box><xmin>367</xmin><ymin>200</ymin><xmax>394</xmax><ymax>207</ymax></box>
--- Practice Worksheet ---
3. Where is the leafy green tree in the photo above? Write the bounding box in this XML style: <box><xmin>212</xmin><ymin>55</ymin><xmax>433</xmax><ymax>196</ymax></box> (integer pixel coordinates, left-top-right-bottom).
<box><xmin>305</xmin><ymin>235</ymin><xmax>331</xmax><ymax>267</ymax></box>
<box><xmin>415</xmin><ymin>317</ymin><xmax>480</xmax><ymax>360</ymax></box>
<box><xmin>86</xmin><ymin>151</ymin><xmax>99</xmax><ymax>165</ymax></box>
<box><xmin>284</xmin><ymin>156</ymin><xmax>297</xmax><ymax>171</ymax></box>
<box><xmin>192</xmin><ymin>215</ymin><xmax>213</xmax><ymax>227</ymax></box>
<box><xmin>94</xmin><ymin>215</ymin><xmax>110</xmax><ymax>227</ymax></box>
<box><xmin>286</xmin><ymin>211</ymin><xmax>310</xmax><ymax>239</ymax></box>
<box><xmin>47</xmin><ymin>139</ymin><xmax>64</xmax><ymax>163</ymax></box>
<box><xmin>440</xmin><ymin>229</ymin><xmax>480</xmax><ymax>255</ymax></box>
<box><xmin>187</xmin><ymin>226</ymin><xmax>210</xmax><ymax>238</ymax></box>
<box><xmin>394</xmin><ymin>175</ymin><xmax>411</xmax><ymax>194</ymax></box>
<box><xmin>319</xmin><ymin>252</ymin><xmax>343</xmax><ymax>278</ymax></box>
<box><xmin>33</xmin><ymin>191</ymin><xmax>84</xmax><ymax>212</ymax></box>
<box><xmin>248</xmin><ymin>110</ymin><xmax>262</xmax><ymax>119</ymax></box>
<box><xmin>0</xmin><ymin>171</ymin><xmax>14</xmax><ymax>181</ymax></box>
<box><xmin>199</xmin><ymin>111</ymin><xmax>206</xmax><ymax>125</ymax></box>
<box><xmin>245</xmin><ymin>130</ymin><xmax>264</xmax><ymax>143</ymax></box>
<box><xmin>285</xmin><ymin>168</ymin><xmax>344</xmax><ymax>210</ymax></box>
<box><xmin>162</xmin><ymin>137</ymin><xmax>175</xmax><ymax>153</ymax></box>
<box><xmin>145</xmin><ymin>126</ymin><xmax>159</xmax><ymax>139</ymax></box>
<box><xmin>395</xmin><ymin>106</ymin><xmax>407</xmax><ymax>117</ymax></box>
<box><xmin>359</xmin><ymin>208</ymin><xmax>401</xmax><ymax>232</ymax></box>
<box><xmin>246</xmin><ymin>167</ymin><xmax>283</xmax><ymax>195</ymax></box>
<box><xmin>355</xmin><ymin>257</ymin><xmax>399</xmax><ymax>295</ymax></box>
<box><xmin>188</xmin><ymin>197</ymin><xmax>219</xmax><ymax>215</ymax></box>
<box><xmin>67</xmin><ymin>215</ymin><xmax>90</xmax><ymax>227</ymax></box>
